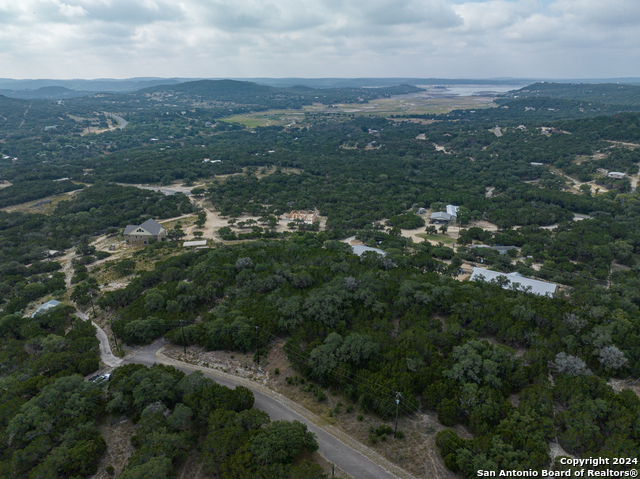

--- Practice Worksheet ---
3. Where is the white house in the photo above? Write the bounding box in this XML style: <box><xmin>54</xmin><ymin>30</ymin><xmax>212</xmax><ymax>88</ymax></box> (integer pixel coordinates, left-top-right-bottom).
<box><xmin>470</xmin><ymin>268</ymin><xmax>557</xmax><ymax>297</ymax></box>
<box><xmin>607</xmin><ymin>172</ymin><xmax>627</xmax><ymax>179</ymax></box>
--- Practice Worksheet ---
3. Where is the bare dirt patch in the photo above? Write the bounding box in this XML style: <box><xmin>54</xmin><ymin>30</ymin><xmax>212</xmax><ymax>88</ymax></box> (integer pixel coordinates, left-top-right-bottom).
<box><xmin>91</xmin><ymin>419</ymin><xmax>136</xmax><ymax>479</ymax></box>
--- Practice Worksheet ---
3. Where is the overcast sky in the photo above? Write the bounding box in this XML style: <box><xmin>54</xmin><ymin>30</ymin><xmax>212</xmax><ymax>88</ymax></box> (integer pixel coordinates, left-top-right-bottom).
<box><xmin>1</xmin><ymin>0</ymin><xmax>639</xmax><ymax>80</ymax></box>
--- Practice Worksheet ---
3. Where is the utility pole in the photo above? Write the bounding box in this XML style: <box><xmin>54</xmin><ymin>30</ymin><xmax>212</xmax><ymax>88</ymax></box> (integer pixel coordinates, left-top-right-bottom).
<box><xmin>394</xmin><ymin>392</ymin><xmax>401</xmax><ymax>438</ymax></box>
<box><xmin>89</xmin><ymin>291</ymin><xmax>96</xmax><ymax>318</ymax></box>
<box><xmin>180</xmin><ymin>320</ymin><xmax>186</xmax><ymax>355</ymax></box>
<box><xmin>110</xmin><ymin>315</ymin><xmax>118</xmax><ymax>350</ymax></box>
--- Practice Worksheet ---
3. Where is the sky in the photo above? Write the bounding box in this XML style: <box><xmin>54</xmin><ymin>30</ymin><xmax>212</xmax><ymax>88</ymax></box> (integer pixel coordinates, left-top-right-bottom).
<box><xmin>0</xmin><ymin>0</ymin><xmax>639</xmax><ymax>80</ymax></box>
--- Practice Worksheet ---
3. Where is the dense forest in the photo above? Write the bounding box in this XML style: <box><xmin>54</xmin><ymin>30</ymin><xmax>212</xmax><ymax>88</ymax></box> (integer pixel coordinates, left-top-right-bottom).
<box><xmin>97</xmin><ymin>236</ymin><xmax>640</xmax><ymax>476</ymax></box>
<box><xmin>0</xmin><ymin>81</ymin><xmax>639</xmax><ymax>478</ymax></box>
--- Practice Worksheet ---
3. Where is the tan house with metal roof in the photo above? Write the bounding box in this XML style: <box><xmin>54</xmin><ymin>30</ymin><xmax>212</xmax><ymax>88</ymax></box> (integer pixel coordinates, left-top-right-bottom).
<box><xmin>124</xmin><ymin>219</ymin><xmax>166</xmax><ymax>246</ymax></box>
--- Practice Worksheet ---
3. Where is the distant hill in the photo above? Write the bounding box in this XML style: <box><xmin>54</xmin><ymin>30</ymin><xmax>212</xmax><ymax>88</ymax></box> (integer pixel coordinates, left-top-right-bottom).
<box><xmin>0</xmin><ymin>86</ymin><xmax>99</xmax><ymax>100</ymax></box>
<box><xmin>503</xmin><ymin>82</ymin><xmax>640</xmax><ymax>106</ymax></box>
<box><xmin>133</xmin><ymin>79</ymin><xmax>423</xmax><ymax>109</ymax></box>
<box><xmin>0</xmin><ymin>77</ymin><xmax>186</xmax><ymax>93</ymax></box>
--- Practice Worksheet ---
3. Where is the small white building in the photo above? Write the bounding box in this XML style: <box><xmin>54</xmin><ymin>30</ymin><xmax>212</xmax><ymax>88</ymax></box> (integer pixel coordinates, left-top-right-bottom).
<box><xmin>530</xmin><ymin>162</ymin><xmax>544</xmax><ymax>166</ymax></box>
<box><xmin>446</xmin><ymin>205</ymin><xmax>459</xmax><ymax>218</ymax></box>
<box><xmin>608</xmin><ymin>172</ymin><xmax>627</xmax><ymax>179</ymax></box>
<box><xmin>183</xmin><ymin>240</ymin><xmax>207</xmax><ymax>248</ymax></box>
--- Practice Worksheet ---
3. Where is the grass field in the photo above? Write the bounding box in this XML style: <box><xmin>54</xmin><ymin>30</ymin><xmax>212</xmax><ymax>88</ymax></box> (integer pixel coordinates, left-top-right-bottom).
<box><xmin>416</xmin><ymin>233</ymin><xmax>457</xmax><ymax>244</ymax></box>
<box><xmin>220</xmin><ymin>110</ymin><xmax>305</xmax><ymax>128</ymax></box>
<box><xmin>219</xmin><ymin>94</ymin><xmax>497</xmax><ymax>127</ymax></box>
<box><xmin>1</xmin><ymin>189</ymin><xmax>83</xmax><ymax>215</ymax></box>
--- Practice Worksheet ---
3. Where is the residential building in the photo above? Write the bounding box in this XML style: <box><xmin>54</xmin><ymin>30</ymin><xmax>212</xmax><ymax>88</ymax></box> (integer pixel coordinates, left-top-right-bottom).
<box><xmin>352</xmin><ymin>245</ymin><xmax>386</xmax><ymax>257</ymax></box>
<box><xmin>469</xmin><ymin>268</ymin><xmax>557</xmax><ymax>297</ymax></box>
<box><xmin>608</xmin><ymin>172</ymin><xmax>627</xmax><ymax>179</ymax></box>
<box><xmin>430</xmin><ymin>212</ymin><xmax>451</xmax><ymax>224</ymax></box>
<box><xmin>124</xmin><ymin>219</ymin><xmax>166</xmax><ymax>246</ymax></box>
<box><xmin>31</xmin><ymin>300</ymin><xmax>62</xmax><ymax>317</ymax></box>
<box><xmin>288</xmin><ymin>210</ymin><xmax>318</xmax><ymax>224</ymax></box>
<box><xmin>469</xmin><ymin>245</ymin><xmax>518</xmax><ymax>255</ymax></box>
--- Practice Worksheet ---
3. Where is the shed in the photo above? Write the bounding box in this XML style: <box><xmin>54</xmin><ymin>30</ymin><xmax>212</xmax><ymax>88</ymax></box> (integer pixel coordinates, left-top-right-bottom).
<box><xmin>469</xmin><ymin>268</ymin><xmax>557</xmax><ymax>297</ymax></box>
<box><xmin>183</xmin><ymin>240</ymin><xmax>207</xmax><ymax>247</ymax></box>
<box><xmin>446</xmin><ymin>205</ymin><xmax>459</xmax><ymax>217</ymax></box>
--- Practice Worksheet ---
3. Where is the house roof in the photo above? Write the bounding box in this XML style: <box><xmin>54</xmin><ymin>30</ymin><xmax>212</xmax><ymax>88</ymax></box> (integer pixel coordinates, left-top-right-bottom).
<box><xmin>351</xmin><ymin>245</ymin><xmax>386</xmax><ymax>257</ymax></box>
<box><xmin>183</xmin><ymin>240</ymin><xmax>207</xmax><ymax>247</ymax></box>
<box><xmin>31</xmin><ymin>300</ymin><xmax>62</xmax><ymax>317</ymax></box>
<box><xmin>446</xmin><ymin>205</ymin><xmax>459</xmax><ymax>216</ymax></box>
<box><xmin>124</xmin><ymin>219</ymin><xmax>164</xmax><ymax>236</ymax></box>
<box><xmin>430</xmin><ymin>212</ymin><xmax>451</xmax><ymax>220</ymax></box>
<box><xmin>469</xmin><ymin>245</ymin><xmax>518</xmax><ymax>251</ymax></box>
<box><xmin>469</xmin><ymin>268</ymin><xmax>557</xmax><ymax>297</ymax></box>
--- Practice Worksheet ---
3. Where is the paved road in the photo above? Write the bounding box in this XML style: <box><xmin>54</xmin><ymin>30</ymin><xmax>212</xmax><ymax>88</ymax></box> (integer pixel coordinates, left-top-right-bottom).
<box><xmin>75</xmin><ymin>311</ymin><xmax>123</xmax><ymax>368</ymax></box>
<box><xmin>104</xmin><ymin>112</ymin><xmax>128</xmax><ymax>129</ymax></box>
<box><xmin>114</xmin><ymin>183</ymin><xmax>193</xmax><ymax>196</ymax></box>
<box><xmin>126</xmin><ymin>341</ymin><xmax>400</xmax><ymax>479</ymax></box>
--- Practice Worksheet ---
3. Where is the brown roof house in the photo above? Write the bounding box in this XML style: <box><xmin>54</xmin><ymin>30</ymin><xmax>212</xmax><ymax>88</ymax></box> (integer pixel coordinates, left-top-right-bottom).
<box><xmin>124</xmin><ymin>219</ymin><xmax>166</xmax><ymax>246</ymax></box>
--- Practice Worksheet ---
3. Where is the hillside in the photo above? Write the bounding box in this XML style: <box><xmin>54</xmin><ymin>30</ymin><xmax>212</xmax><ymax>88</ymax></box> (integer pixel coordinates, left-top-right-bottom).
<box><xmin>503</xmin><ymin>82</ymin><xmax>640</xmax><ymax>106</ymax></box>
<box><xmin>134</xmin><ymin>79</ymin><xmax>424</xmax><ymax>108</ymax></box>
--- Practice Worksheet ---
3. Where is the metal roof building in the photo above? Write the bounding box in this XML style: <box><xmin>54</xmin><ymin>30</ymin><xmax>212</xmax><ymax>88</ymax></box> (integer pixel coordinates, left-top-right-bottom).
<box><xmin>31</xmin><ymin>300</ymin><xmax>62</xmax><ymax>317</ymax></box>
<box><xmin>446</xmin><ymin>205</ymin><xmax>459</xmax><ymax>217</ymax></box>
<box><xmin>430</xmin><ymin>212</ymin><xmax>451</xmax><ymax>222</ymax></box>
<box><xmin>183</xmin><ymin>240</ymin><xmax>207</xmax><ymax>247</ymax></box>
<box><xmin>469</xmin><ymin>268</ymin><xmax>557</xmax><ymax>297</ymax></box>
<box><xmin>351</xmin><ymin>245</ymin><xmax>386</xmax><ymax>257</ymax></box>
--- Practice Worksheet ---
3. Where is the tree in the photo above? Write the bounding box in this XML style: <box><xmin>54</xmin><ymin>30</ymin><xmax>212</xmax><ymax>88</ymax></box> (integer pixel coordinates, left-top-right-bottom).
<box><xmin>249</xmin><ymin>420</ymin><xmax>319</xmax><ymax>466</ymax></box>
<box><xmin>598</xmin><ymin>345</ymin><xmax>628</xmax><ymax>370</ymax></box>
<box><xmin>548</xmin><ymin>353</ymin><xmax>592</xmax><ymax>376</ymax></box>
<box><xmin>439</xmin><ymin>224</ymin><xmax>448</xmax><ymax>235</ymax></box>
<box><xmin>114</xmin><ymin>258</ymin><xmax>136</xmax><ymax>277</ymax></box>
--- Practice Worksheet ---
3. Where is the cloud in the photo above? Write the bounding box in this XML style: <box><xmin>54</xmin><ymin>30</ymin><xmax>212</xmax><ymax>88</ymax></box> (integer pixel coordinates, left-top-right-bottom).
<box><xmin>0</xmin><ymin>0</ymin><xmax>637</xmax><ymax>78</ymax></box>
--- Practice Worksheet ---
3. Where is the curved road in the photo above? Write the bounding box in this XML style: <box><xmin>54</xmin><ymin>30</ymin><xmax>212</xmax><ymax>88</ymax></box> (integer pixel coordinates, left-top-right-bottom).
<box><xmin>75</xmin><ymin>311</ymin><xmax>123</xmax><ymax>368</ymax></box>
<box><xmin>104</xmin><ymin>112</ymin><xmax>128</xmax><ymax>129</ymax></box>
<box><xmin>126</xmin><ymin>340</ymin><xmax>402</xmax><ymax>479</ymax></box>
